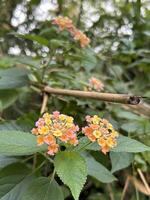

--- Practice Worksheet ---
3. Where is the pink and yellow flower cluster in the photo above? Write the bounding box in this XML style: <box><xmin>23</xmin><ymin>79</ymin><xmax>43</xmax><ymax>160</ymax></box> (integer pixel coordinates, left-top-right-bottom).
<box><xmin>88</xmin><ymin>77</ymin><xmax>104</xmax><ymax>92</ymax></box>
<box><xmin>82</xmin><ymin>115</ymin><xmax>119</xmax><ymax>154</ymax></box>
<box><xmin>52</xmin><ymin>16</ymin><xmax>90</xmax><ymax>48</ymax></box>
<box><xmin>32</xmin><ymin>112</ymin><xmax>119</xmax><ymax>156</ymax></box>
<box><xmin>31</xmin><ymin>111</ymin><xmax>79</xmax><ymax>155</ymax></box>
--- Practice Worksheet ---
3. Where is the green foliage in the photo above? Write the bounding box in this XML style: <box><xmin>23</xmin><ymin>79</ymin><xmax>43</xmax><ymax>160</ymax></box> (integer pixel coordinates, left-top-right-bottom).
<box><xmin>0</xmin><ymin>67</ymin><xmax>29</xmax><ymax>89</ymax></box>
<box><xmin>112</xmin><ymin>135</ymin><xmax>150</xmax><ymax>153</ymax></box>
<box><xmin>0</xmin><ymin>163</ymin><xmax>34</xmax><ymax>200</ymax></box>
<box><xmin>0</xmin><ymin>0</ymin><xmax>150</xmax><ymax>199</ymax></box>
<box><xmin>110</xmin><ymin>152</ymin><xmax>134</xmax><ymax>173</ymax></box>
<box><xmin>21</xmin><ymin>178</ymin><xmax>64</xmax><ymax>200</ymax></box>
<box><xmin>0</xmin><ymin>131</ymin><xmax>46</xmax><ymax>156</ymax></box>
<box><xmin>54</xmin><ymin>151</ymin><xmax>87</xmax><ymax>200</ymax></box>
<box><xmin>83</xmin><ymin>153</ymin><xmax>116</xmax><ymax>183</ymax></box>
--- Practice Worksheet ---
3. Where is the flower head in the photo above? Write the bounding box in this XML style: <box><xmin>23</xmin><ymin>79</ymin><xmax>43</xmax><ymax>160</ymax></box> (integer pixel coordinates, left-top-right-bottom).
<box><xmin>52</xmin><ymin>16</ymin><xmax>90</xmax><ymax>48</ymax></box>
<box><xmin>82</xmin><ymin>115</ymin><xmax>119</xmax><ymax>154</ymax></box>
<box><xmin>88</xmin><ymin>77</ymin><xmax>104</xmax><ymax>92</ymax></box>
<box><xmin>31</xmin><ymin>111</ymin><xmax>79</xmax><ymax>156</ymax></box>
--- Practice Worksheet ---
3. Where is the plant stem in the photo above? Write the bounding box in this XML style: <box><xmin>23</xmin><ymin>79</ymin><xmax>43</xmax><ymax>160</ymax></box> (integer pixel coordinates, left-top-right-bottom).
<box><xmin>39</xmin><ymin>152</ymin><xmax>54</xmax><ymax>164</ymax></box>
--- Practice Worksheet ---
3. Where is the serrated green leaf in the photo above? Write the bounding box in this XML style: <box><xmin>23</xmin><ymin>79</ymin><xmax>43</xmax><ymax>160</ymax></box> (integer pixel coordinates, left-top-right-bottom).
<box><xmin>110</xmin><ymin>152</ymin><xmax>134</xmax><ymax>173</ymax></box>
<box><xmin>0</xmin><ymin>163</ymin><xmax>34</xmax><ymax>200</ymax></box>
<box><xmin>82</xmin><ymin>153</ymin><xmax>116</xmax><ymax>183</ymax></box>
<box><xmin>0</xmin><ymin>131</ymin><xmax>47</xmax><ymax>156</ymax></box>
<box><xmin>21</xmin><ymin>177</ymin><xmax>64</xmax><ymax>200</ymax></box>
<box><xmin>54</xmin><ymin>151</ymin><xmax>87</xmax><ymax>200</ymax></box>
<box><xmin>112</xmin><ymin>135</ymin><xmax>150</xmax><ymax>153</ymax></box>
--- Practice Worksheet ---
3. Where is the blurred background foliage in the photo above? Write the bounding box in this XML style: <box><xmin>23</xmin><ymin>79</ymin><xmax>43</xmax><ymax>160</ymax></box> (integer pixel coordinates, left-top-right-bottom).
<box><xmin>0</xmin><ymin>0</ymin><xmax>150</xmax><ymax>199</ymax></box>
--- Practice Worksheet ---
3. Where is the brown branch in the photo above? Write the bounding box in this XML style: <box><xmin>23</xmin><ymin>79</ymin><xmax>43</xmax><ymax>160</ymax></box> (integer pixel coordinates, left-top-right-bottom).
<box><xmin>43</xmin><ymin>86</ymin><xmax>141</xmax><ymax>105</ymax></box>
<box><xmin>123</xmin><ymin>102</ymin><xmax>150</xmax><ymax>117</ymax></box>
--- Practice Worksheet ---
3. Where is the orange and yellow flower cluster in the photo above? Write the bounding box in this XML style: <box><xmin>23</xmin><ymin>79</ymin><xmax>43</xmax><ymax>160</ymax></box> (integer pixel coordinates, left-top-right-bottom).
<box><xmin>52</xmin><ymin>16</ymin><xmax>90</xmax><ymax>48</ymax></box>
<box><xmin>82</xmin><ymin>115</ymin><xmax>119</xmax><ymax>154</ymax></box>
<box><xmin>31</xmin><ymin>111</ymin><xmax>79</xmax><ymax>155</ymax></box>
<box><xmin>88</xmin><ymin>77</ymin><xmax>104</xmax><ymax>92</ymax></box>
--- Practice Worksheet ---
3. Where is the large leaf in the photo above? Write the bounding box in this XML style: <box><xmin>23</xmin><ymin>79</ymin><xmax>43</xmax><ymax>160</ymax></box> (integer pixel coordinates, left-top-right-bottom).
<box><xmin>83</xmin><ymin>153</ymin><xmax>116</xmax><ymax>183</ymax></box>
<box><xmin>54</xmin><ymin>151</ymin><xmax>87</xmax><ymax>200</ymax></box>
<box><xmin>110</xmin><ymin>152</ymin><xmax>134</xmax><ymax>173</ymax></box>
<box><xmin>0</xmin><ymin>163</ymin><xmax>34</xmax><ymax>200</ymax></box>
<box><xmin>112</xmin><ymin>135</ymin><xmax>150</xmax><ymax>153</ymax></box>
<box><xmin>79</xmin><ymin>136</ymin><xmax>150</xmax><ymax>153</ymax></box>
<box><xmin>21</xmin><ymin>178</ymin><xmax>64</xmax><ymax>200</ymax></box>
<box><xmin>0</xmin><ymin>67</ymin><xmax>29</xmax><ymax>89</ymax></box>
<box><xmin>0</xmin><ymin>131</ymin><xmax>47</xmax><ymax>156</ymax></box>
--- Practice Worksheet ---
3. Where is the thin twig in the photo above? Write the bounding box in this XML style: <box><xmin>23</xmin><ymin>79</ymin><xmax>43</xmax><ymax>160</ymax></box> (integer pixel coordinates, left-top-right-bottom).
<box><xmin>121</xmin><ymin>177</ymin><xmax>130</xmax><ymax>200</ymax></box>
<box><xmin>40</xmin><ymin>93</ymin><xmax>48</xmax><ymax>114</ymax></box>
<box><xmin>107</xmin><ymin>183</ymin><xmax>114</xmax><ymax>200</ymax></box>
<box><xmin>44</xmin><ymin>86</ymin><xmax>141</xmax><ymax>105</ymax></box>
<box><xmin>137</xmin><ymin>168</ymin><xmax>150</xmax><ymax>194</ymax></box>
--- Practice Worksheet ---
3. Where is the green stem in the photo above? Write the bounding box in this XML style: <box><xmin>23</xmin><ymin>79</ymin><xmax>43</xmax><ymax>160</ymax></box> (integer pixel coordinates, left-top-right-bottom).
<box><xmin>39</xmin><ymin>152</ymin><xmax>54</xmax><ymax>164</ymax></box>
<box><xmin>30</xmin><ymin>161</ymin><xmax>46</xmax><ymax>175</ymax></box>
<box><xmin>50</xmin><ymin>168</ymin><xmax>56</xmax><ymax>183</ymax></box>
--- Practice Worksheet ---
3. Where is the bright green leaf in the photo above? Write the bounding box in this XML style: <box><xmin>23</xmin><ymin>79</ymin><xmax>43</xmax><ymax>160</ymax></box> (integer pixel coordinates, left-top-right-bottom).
<box><xmin>54</xmin><ymin>151</ymin><xmax>87</xmax><ymax>200</ymax></box>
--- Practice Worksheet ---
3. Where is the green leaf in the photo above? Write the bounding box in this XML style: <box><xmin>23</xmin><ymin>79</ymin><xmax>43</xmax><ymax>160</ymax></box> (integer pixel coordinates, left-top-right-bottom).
<box><xmin>0</xmin><ymin>67</ymin><xmax>29</xmax><ymax>89</ymax></box>
<box><xmin>21</xmin><ymin>177</ymin><xmax>64</xmax><ymax>200</ymax></box>
<box><xmin>0</xmin><ymin>131</ymin><xmax>47</xmax><ymax>156</ymax></box>
<box><xmin>17</xmin><ymin>34</ymin><xmax>49</xmax><ymax>46</ymax></box>
<box><xmin>0</xmin><ymin>156</ymin><xmax>18</xmax><ymax>168</ymax></box>
<box><xmin>83</xmin><ymin>153</ymin><xmax>116</xmax><ymax>183</ymax></box>
<box><xmin>121</xmin><ymin>122</ymin><xmax>141</xmax><ymax>133</ymax></box>
<box><xmin>54</xmin><ymin>151</ymin><xmax>87</xmax><ymax>200</ymax></box>
<box><xmin>110</xmin><ymin>152</ymin><xmax>134</xmax><ymax>173</ymax></box>
<box><xmin>0</xmin><ymin>121</ymin><xmax>22</xmax><ymax>131</ymax></box>
<box><xmin>112</xmin><ymin>135</ymin><xmax>150</xmax><ymax>153</ymax></box>
<box><xmin>78</xmin><ymin>136</ymin><xmax>150</xmax><ymax>153</ymax></box>
<box><xmin>81</xmin><ymin>49</ymin><xmax>97</xmax><ymax>71</ymax></box>
<box><xmin>0</xmin><ymin>163</ymin><xmax>34</xmax><ymax>200</ymax></box>
<box><xmin>74</xmin><ymin>137</ymin><xmax>99</xmax><ymax>152</ymax></box>
<box><xmin>0</xmin><ymin>90</ymin><xmax>19</xmax><ymax>111</ymax></box>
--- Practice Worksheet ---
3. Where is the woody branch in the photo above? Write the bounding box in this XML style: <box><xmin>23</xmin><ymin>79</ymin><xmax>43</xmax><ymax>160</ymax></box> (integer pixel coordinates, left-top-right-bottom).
<box><xmin>43</xmin><ymin>86</ymin><xmax>141</xmax><ymax>105</ymax></box>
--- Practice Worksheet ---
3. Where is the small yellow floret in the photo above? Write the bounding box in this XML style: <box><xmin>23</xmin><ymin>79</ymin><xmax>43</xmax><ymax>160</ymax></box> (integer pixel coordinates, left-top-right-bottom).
<box><xmin>93</xmin><ymin>130</ymin><xmax>102</xmax><ymax>138</ymax></box>
<box><xmin>92</xmin><ymin>115</ymin><xmax>100</xmax><ymax>125</ymax></box>
<box><xmin>38</xmin><ymin>126</ymin><xmax>49</xmax><ymax>135</ymax></box>
<box><xmin>53</xmin><ymin>130</ymin><xmax>63</xmax><ymax>137</ymax></box>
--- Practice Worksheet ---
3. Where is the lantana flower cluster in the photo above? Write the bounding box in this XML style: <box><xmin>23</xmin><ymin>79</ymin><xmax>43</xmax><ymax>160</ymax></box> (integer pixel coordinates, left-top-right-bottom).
<box><xmin>31</xmin><ymin>111</ymin><xmax>79</xmax><ymax>155</ymax></box>
<box><xmin>88</xmin><ymin>77</ymin><xmax>104</xmax><ymax>92</ymax></box>
<box><xmin>82</xmin><ymin>115</ymin><xmax>119</xmax><ymax>154</ymax></box>
<box><xmin>52</xmin><ymin>16</ymin><xmax>90</xmax><ymax>47</ymax></box>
